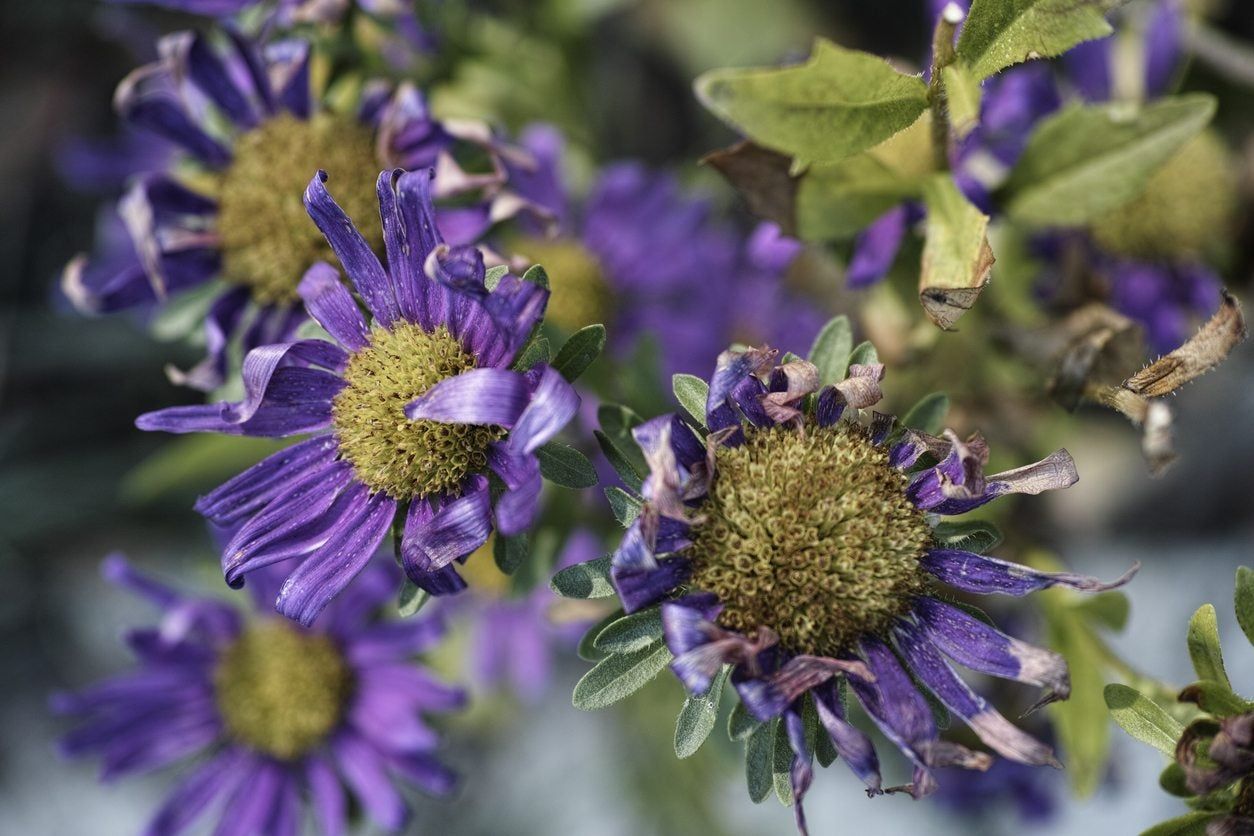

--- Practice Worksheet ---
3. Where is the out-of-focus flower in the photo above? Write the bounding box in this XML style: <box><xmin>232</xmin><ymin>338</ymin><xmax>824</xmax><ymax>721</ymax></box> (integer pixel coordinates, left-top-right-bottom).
<box><xmin>504</xmin><ymin>125</ymin><xmax>825</xmax><ymax>377</ymax></box>
<box><xmin>607</xmin><ymin>345</ymin><xmax>1134</xmax><ymax>832</ymax></box>
<box><xmin>64</xmin><ymin>27</ymin><xmax>508</xmax><ymax>390</ymax></box>
<box><xmin>53</xmin><ymin>555</ymin><xmax>464</xmax><ymax>834</ymax></box>
<box><xmin>136</xmin><ymin>167</ymin><xmax>579</xmax><ymax>625</ymax></box>
<box><xmin>934</xmin><ymin>734</ymin><xmax>1062</xmax><ymax>826</ymax></box>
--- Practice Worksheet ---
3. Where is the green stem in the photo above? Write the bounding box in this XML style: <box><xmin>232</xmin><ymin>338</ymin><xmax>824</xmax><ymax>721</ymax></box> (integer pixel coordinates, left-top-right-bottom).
<box><xmin>928</xmin><ymin>3</ymin><xmax>963</xmax><ymax>171</ymax></box>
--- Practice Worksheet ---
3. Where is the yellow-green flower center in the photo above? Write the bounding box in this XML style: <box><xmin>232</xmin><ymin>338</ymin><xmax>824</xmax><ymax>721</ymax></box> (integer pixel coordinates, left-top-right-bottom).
<box><xmin>214</xmin><ymin>622</ymin><xmax>352</xmax><ymax>760</ymax></box>
<box><xmin>217</xmin><ymin>113</ymin><xmax>383</xmax><ymax>305</ymax></box>
<box><xmin>514</xmin><ymin>237</ymin><xmax>612</xmax><ymax>333</ymax></box>
<box><xmin>686</xmin><ymin>424</ymin><xmax>934</xmax><ymax>657</ymax></box>
<box><xmin>332</xmin><ymin>323</ymin><xmax>503</xmax><ymax>500</ymax></box>
<box><xmin>1091</xmin><ymin>130</ymin><xmax>1236</xmax><ymax>261</ymax></box>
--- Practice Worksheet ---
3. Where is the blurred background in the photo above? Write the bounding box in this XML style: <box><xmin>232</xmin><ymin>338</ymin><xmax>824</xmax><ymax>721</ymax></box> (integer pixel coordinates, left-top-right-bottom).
<box><xmin>3</xmin><ymin>0</ymin><xmax>1254</xmax><ymax>833</ymax></box>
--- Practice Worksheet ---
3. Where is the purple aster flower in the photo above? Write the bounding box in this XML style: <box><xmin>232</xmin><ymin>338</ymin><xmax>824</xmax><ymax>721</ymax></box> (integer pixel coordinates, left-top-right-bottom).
<box><xmin>606</xmin><ymin>345</ymin><xmax>1136</xmax><ymax>833</ymax></box>
<box><xmin>934</xmin><ymin>754</ymin><xmax>1060</xmax><ymax>825</ymax></box>
<box><xmin>504</xmin><ymin>125</ymin><xmax>824</xmax><ymax>377</ymax></box>
<box><xmin>64</xmin><ymin>27</ymin><xmax>506</xmax><ymax>391</ymax></box>
<box><xmin>53</xmin><ymin>554</ymin><xmax>465</xmax><ymax>834</ymax></box>
<box><xmin>136</xmin><ymin>166</ymin><xmax>579</xmax><ymax>625</ymax></box>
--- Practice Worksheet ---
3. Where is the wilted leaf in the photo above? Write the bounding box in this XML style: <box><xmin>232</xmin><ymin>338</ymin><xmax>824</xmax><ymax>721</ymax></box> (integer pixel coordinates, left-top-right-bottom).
<box><xmin>919</xmin><ymin>175</ymin><xmax>994</xmax><ymax>329</ymax></box>
<box><xmin>703</xmin><ymin>141</ymin><xmax>798</xmax><ymax>234</ymax></box>
<box><xmin>1179</xmin><ymin>681</ymin><xmax>1252</xmax><ymax>717</ymax></box>
<box><xmin>1123</xmin><ymin>292</ymin><xmax>1247</xmax><ymax>398</ymax></box>
<box><xmin>957</xmin><ymin>0</ymin><xmax>1115</xmax><ymax>81</ymax></box>
<box><xmin>695</xmin><ymin>38</ymin><xmax>929</xmax><ymax>166</ymax></box>
<box><xmin>1004</xmin><ymin>95</ymin><xmax>1216</xmax><ymax>227</ymax></box>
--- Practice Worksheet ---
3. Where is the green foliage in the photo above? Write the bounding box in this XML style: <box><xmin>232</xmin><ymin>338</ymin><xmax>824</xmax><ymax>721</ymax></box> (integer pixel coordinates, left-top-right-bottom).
<box><xmin>941</xmin><ymin>62</ymin><xmax>982</xmax><ymax>138</ymax></box>
<box><xmin>1073</xmin><ymin>592</ymin><xmax>1131</xmax><ymax>632</ymax></box>
<box><xmin>919</xmin><ymin>175</ymin><xmax>993</xmax><ymax>329</ymax></box>
<box><xmin>728</xmin><ymin>701</ymin><xmax>763</xmax><ymax>742</ymax></box>
<box><xmin>595</xmin><ymin>608</ymin><xmax>664</xmax><ymax>654</ymax></box>
<box><xmin>493</xmin><ymin>532</ymin><xmax>529</xmax><ymax>575</ymax></box>
<box><xmin>847</xmin><ymin>340</ymin><xmax>879</xmax><ymax>368</ymax></box>
<box><xmin>595</xmin><ymin>430</ymin><xmax>644</xmax><ymax>492</ymax></box>
<box><xmin>1235</xmin><ymin>567</ymin><xmax>1254</xmax><ymax>646</ymax></box>
<box><xmin>695</xmin><ymin>39</ymin><xmax>929</xmax><ymax>166</ymax></box>
<box><xmin>675</xmin><ymin>667</ymin><xmax>728</xmax><ymax>759</ymax></box>
<box><xmin>672</xmin><ymin>374</ymin><xmax>710</xmax><ymax>427</ymax></box>
<box><xmin>771</xmin><ymin>715</ymin><xmax>796</xmax><ymax>805</ymax></box>
<box><xmin>551</xmin><ymin>324</ymin><xmax>606</xmax><ymax>382</ymax></box>
<box><xmin>550</xmin><ymin>554</ymin><xmax>616</xmax><ymax>599</ymax></box>
<box><xmin>807</xmin><ymin>315</ymin><xmax>853</xmax><ymax>386</ymax></box>
<box><xmin>1004</xmin><ymin>95</ymin><xmax>1217</xmax><ymax>226</ymax></box>
<box><xmin>957</xmin><ymin>0</ymin><xmax>1115</xmax><ymax>80</ymax></box>
<box><xmin>577</xmin><ymin>609</ymin><xmax>622</xmax><ymax>663</ymax></box>
<box><xmin>572</xmin><ymin>639</ymin><xmax>673</xmax><ymax>710</ymax></box>
<box><xmin>605</xmin><ymin>486</ymin><xmax>643</xmax><ymax>528</ymax></box>
<box><xmin>898</xmin><ymin>392</ymin><xmax>950</xmax><ymax>435</ymax></box>
<box><xmin>744</xmin><ymin>721</ymin><xmax>775</xmax><ymax>803</ymax></box>
<box><xmin>512</xmin><ymin>333</ymin><xmax>552</xmax><ymax>371</ymax></box>
<box><xmin>1186</xmin><ymin>604</ymin><xmax>1231</xmax><ymax>690</ymax></box>
<box><xmin>396</xmin><ymin>579</ymin><xmax>430</xmax><ymax>617</ymax></box>
<box><xmin>1140</xmin><ymin>812</ymin><xmax>1222</xmax><ymax>836</ymax></box>
<box><xmin>796</xmin><ymin>155</ymin><xmax>923</xmax><ymax>241</ymax></box>
<box><xmin>484</xmin><ymin>264</ymin><xmax>510</xmax><ymax>291</ymax></box>
<box><xmin>932</xmin><ymin>519</ymin><xmax>1004</xmax><ymax>553</ymax></box>
<box><xmin>1104</xmin><ymin>683</ymin><xmax>1185</xmax><ymax>756</ymax></box>
<box><xmin>535</xmin><ymin>442</ymin><xmax>598</xmax><ymax>489</ymax></box>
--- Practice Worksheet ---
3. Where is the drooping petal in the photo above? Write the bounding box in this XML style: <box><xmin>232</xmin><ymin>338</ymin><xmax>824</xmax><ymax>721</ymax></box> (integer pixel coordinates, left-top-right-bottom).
<box><xmin>894</xmin><ymin>621</ymin><xmax>1059</xmax><ymax>766</ymax></box>
<box><xmin>927</xmin><ymin>449</ymin><xmax>1079</xmax><ymax>515</ymax></box>
<box><xmin>705</xmin><ymin>346</ymin><xmax>776</xmax><ymax>439</ymax></box>
<box><xmin>115</xmin><ymin>59</ymin><xmax>232</xmax><ymax>167</ymax></box>
<box><xmin>783</xmin><ymin>707</ymin><xmax>815</xmax><ymax>836</ymax></box>
<box><xmin>735</xmin><ymin>655</ymin><xmax>876</xmax><ymax>720</ymax></box>
<box><xmin>298</xmin><ymin>262</ymin><xmax>370</xmax><ymax>352</ymax></box>
<box><xmin>921</xmin><ymin>549</ymin><xmax>1139</xmax><ymax>597</ymax></box>
<box><xmin>400</xmin><ymin>476</ymin><xmax>492</xmax><ymax>581</ymax></box>
<box><xmin>505</xmin><ymin>366</ymin><xmax>580</xmax><ymax>456</ymax></box>
<box><xmin>404</xmin><ymin>368</ymin><xmax>530</xmax><ymax>426</ymax></box>
<box><xmin>913</xmin><ymin>597</ymin><xmax>1070</xmax><ymax>706</ymax></box>
<box><xmin>194</xmin><ymin>436</ymin><xmax>340</xmax><ymax>523</ymax></box>
<box><xmin>305</xmin><ymin>171</ymin><xmax>400</xmax><ymax>328</ymax></box>
<box><xmin>275</xmin><ymin>492</ymin><xmax>396</xmax><ymax>626</ymax></box>
<box><xmin>486</xmin><ymin>444</ymin><xmax>541</xmax><ymax>536</ymax></box>
<box><xmin>812</xmin><ymin>681</ymin><xmax>882</xmax><ymax>795</ymax></box>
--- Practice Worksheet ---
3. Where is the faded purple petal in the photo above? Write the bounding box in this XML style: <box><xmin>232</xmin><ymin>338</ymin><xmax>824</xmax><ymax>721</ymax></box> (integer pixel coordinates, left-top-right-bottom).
<box><xmin>505</xmin><ymin>366</ymin><xmax>579</xmax><ymax>455</ymax></box>
<box><xmin>813</xmin><ymin>681</ymin><xmax>882</xmax><ymax>794</ymax></box>
<box><xmin>922</xmin><ymin>549</ymin><xmax>1139</xmax><ymax>597</ymax></box>
<box><xmin>486</xmin><ymin>444</ymin><xmax>541</xmax><ymax>536</ymax></box>
<box><xmin>298</xmin><ymin>262</ymin><xmax>370</xmax><ymax>352</ymax></box>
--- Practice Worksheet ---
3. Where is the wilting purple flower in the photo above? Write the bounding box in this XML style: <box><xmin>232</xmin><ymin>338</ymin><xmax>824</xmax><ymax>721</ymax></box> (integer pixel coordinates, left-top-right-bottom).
<box><xmin>64</xmin><ymin>27</ymin><xmax>504</xmax><ymax>391</ymax></box>
<box><xmin>608</xmin><ymin>346</ymin><xmax>1136</xmax><ymax>833</ymax></box>
<box><xmin>504</xmin><ymin>125</ymin><xmax>824</xmax><ymax>377</ymax></box>
<box><xmin>935</xmin><ymin>737</ymin><xmax>1061</xmax><ymax>825</ymax></box>
<box><xmin>136</xmin><ymin>167</ymin><xmax>579</xmax><ymax>626</ymax></box>
<box><xmin>53</xmin><ymin>554</ymin><xmax>465</xmax><ymax>834</ymax></box>
<box><xmin>461</xmin><ymin>530</ymin><xmax>599</xmax><ymax>701</ymax></box>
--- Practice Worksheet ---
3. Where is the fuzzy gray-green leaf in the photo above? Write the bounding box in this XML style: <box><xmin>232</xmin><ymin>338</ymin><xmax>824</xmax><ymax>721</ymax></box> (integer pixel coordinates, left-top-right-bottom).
<box><xmin>899</xmin><ymin>392</ymin><xmax>950</xmax><ymax>435</ymax></box>
<box><xmin>1187</xmin><ymin>603</ymin><xmax>1230</xmax><ymax>689</ymax></box>
<box><xmin>550</xmin><ymin>555</ymin><xmax>615</xmax><ymax>599</ymax></box>
<box><xmin>397</xmin><ymin>580</ymin><xmax>430</xmax><ymax>617</ymax></box>
<box><xmin>672</xmin><ymin>374</ymin><xmax>710</xmax><ymax>427</ymax></box>
<box><xmin>932</xmin><ymin>519</ymin><xmax>1004</xmax><ymax>553</ymax></box>
<box><xmin>493</xmin><ymin>532</ymin><xmax>528</xmax><ymax>575</ymax></box>
<box><xmin>605</xmin><ymin>486</ymin><xmax>642</xmax><ymax>528</ymax></box>
<box><xmin>595</xmin><ymin>608</ymin><xmax>664</xmax><ymax>654</ymax></box>
<box><xmin>957</xmin><ymin>0</ymin><xmax>1115</xmax><ymax>81</ymax></box>
<box><xmin>675</xmin><ymin>668</ymin><xmax>728</xmax><ymax>759</ymax></box>
<box><xmin>847</xmin><ymin>340</ymin><xmax>879</xmax><ymax>369</ymax></box>
<box><xmin>551</xmin><ymin>324</ymin><xmax>606</xmax><ymax>382</ymax></box>
<box><xmin>1105</xmin><ymin>683</ymin><xmax>1184</xmax><ymax>756</ymax></box>
<box><xmin>536</xmin><ymin>442</ymin><xmax>598</xmax><ymax>489</ymax></box>
<box><xmin>807</xmin><ymin>315</ymin><xmax>854</xmax><ymax>386</ymax></box>
<box><xmin>1140</xmin><ymin>812</ymin><xmax>1222</xmax><ymax>836</ymax></box>
<box><xmin>744</xmin><ymin>722</ymin><xmax>774</xmax><ymax>803</ymax></box>
<box><xmin>572</xmin><ymin>640</ymin><xmax>672</xmax><ymax>710</ymax></box>
<box><xmin>594</xmin><ymin>430</ymin><xmax>644</xmax><ymax>493</ymax></box>
<box><xmin>728</xmin><ymin>700</ymin><xmax>763</xmax><ymax>742</ymax></box>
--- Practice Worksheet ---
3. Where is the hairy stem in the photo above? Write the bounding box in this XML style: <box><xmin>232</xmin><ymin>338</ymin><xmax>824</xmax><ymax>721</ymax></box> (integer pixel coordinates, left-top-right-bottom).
<box><xmin>928</xmin><ymin>3</ymin><xmax>964</xmax><ymax>171</ymax></box>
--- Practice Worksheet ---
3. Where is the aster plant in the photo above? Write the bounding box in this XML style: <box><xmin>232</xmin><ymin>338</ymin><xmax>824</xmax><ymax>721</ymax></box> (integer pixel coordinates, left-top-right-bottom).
<box><xmin>1106</xmin><ymin>568</ymin><xmax>1254</xmax><ymax>835</ymax></box>
<box><xmin>554</xmin><ymin>315</ymin><xmax>1136</xmax><ymax>833</ymax></box>
<box><xmin>54</xmin><ymin>555</ymin><xmax>464</xmax><ymax>834</ymax></box>
<box><xmin>136</xmin><ymin>166</ymin><xmax>595</xmax><ymax>625</ymax></box>
<box><xmin>64</xmin><ymin>25</ymin><xmax>518</xmax><ymax>391</ymax></box>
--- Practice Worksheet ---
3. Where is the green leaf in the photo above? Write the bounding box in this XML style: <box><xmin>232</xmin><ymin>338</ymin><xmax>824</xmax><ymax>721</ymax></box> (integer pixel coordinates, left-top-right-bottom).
<box><xmin>572</xmin><ymin>640</ymin><xmax>672</xmax><ymax>710</ymax></box>
<box><xmin>535</xmin><ymin>442</ymin><xmax>598</xmax><ymax>489</ymax></box>
<box><xmin>1187</xmin><ymin>604</ymin><xmax>1231</xmax><ymax>689</ymax></box>
<box><xmin>744</xmin><ymin>721</ymin><xmax>774</xmax><ymax>803</ymax></box>
<box><xmin>1073</xmin><ymin>592</ymin><xmax>1130</xmax><ymax>632</ymax></box>
<box><xmin>577</xmin><ymin>609</ymin><xmax>623</xmax><ymax>662</ymax></box>
<box><xmin>797</xmin><ymin>155</ymin><xmax>923</xmax><ymax>241</ymax></box>
<box><xmin>771</xmin><ymin>716</ymin><xmax>795</xmax><ymax>805</ymax></box>
<box><xmin>728</xmin><ymin>700</ymin><xmax>763</xmax><ymax>742</ymax></box>
<box><xmin>493</xmin><ymin>532</ymin><xmax>529</xmax><ymax>575</ymax></box>
<box><xmin>919</xmin><ymin>175</ymin><xmax>994</xmax><ymax>329</ymax></box>
<box><xmin>957</xmin><ymin>0</ymin><xmax>1115</xmax><ymax>81</ymax></box>
<box><xmin>484</xmin><ymin>264</ymin><xmax>510</xmax><ymax>291</ymax></box>
<box><xmin>595</xmin><ymin>430</ymin><xmax>644</xmax><ymax>493</ymax></box>
<box><xmin>899</xmin><ymin>392</ymin><xmax>949</xmax><ymax>435</ymax></box>
<box><xmin>397</xmin><ymin>580</ymin><xmax>431</xmax><ymax>617</ymax></box>
<box><xmin>942</xmin><ymin>62</ymin><xmax>982</xmax><ymax>139</ymax></box>
<box><xmin>522</xmin><ymin>263</ymin><xmax>550</xmax><ymax>290</ymax></box>
<box><xmin>1140</xmin><ymin>812</ymin><xmax>1222</xmax><ymax>836</ymax></box>
<box><xmin>512</xmin><ymin>334</ymin><xmax>551</xmax><ymax>371</ymax></box>
<box><xmin>1180</xmin><ymin>680</ymin><xmax>1253</xmax><ymax>717</ymax></box>
<box><xmin>807</xmin><ymin>315</ymin><xmax>853</xmax><ymax>386</ymax></box>
<box><xmin>605</xmin><ymin>486</ymin><xmax>642</xmax><ymax>528</ymax></box>
<box><xmin>550</xmin><ymin>554</ymin><xmax>615</xmax><ymax>599</ymax></box>
<box><xmin>675</xmin><ymin>667</ymin><xmax>729</xmax><ymax>759</ymax></box>
<box><xmin>932</xmin><ymin>519</ymin><xmax>1003</xmax><ymax>553</ymax></box>
<box><xmin>1159</xmin><ymin>762</ymin><xmax>1191</xmax><ymax>797</ymax></box>
<box><xmin>808</xmin><ymin>695</ymin><xmax>838</xmax><ymax>767</ymax></box>
<box><xmin>595</xmin><ymin>608</ymin><xmax>664</xmax><ymax>654</ymax></box>
<box><xmin>1004</xmin><ymin>95</ymin><xmax>1217</xmax><ymax>227</ymax></box>
<box><xmin>551</xmin><ymin>324</ymin><xmax>606</xmax><ymax>382</ymax></box>
<box><xmin>847</xmin><ymin>340</ymin><xmax>879</xmax><ymax>368</ymax></box>
<box><xmin>1105</xmin><ymin>683</ymin><xmax>1185</xmax><ymax>756</ymax></box>
<box><xmin>695</xmin><ymin>38</ymin><xmax>929</xmax><ymax>166</ymax></box>
<box><xmin>149</xmin><ymin>279</ymin><xmax>226</xmax><ymax>341</ymax></box>
<box><xmin>672</xmin><ymin>374</ymin><xmax>710</xmax><ymax>427</ymax></box>
<box><xmin>1044</xmin><ymin>596</ymin><xmax>1111</xmax><ymax>797</ymax></box>
<box><xmin>1234</xmin><ymin>566</ymin><xmax>1254</xmax><ymax>647</ymax></box>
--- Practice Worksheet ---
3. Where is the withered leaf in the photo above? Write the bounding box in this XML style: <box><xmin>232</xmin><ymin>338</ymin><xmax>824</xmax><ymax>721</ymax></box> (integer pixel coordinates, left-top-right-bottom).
<box><xmin>1124</xmin><ymin>291</ymin><xmax>1247</xmax><ymax>397</ymax></box>
<box><xmin>919</xmin><ymin>176</ymin><xmax>994</xmax><ymax>329</ymax></box>
<box><xmin>702</xmin><ymin>141</ymin><xmax>797</xmax><ymax>235</ymax></box>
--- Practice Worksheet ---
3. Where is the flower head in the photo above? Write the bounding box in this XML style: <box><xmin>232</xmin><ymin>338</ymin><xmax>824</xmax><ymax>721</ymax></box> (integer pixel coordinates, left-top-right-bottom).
<box><xmin>64</xmin><ymin>27</ymin><xmax>508</xmax><ymax>390</ymax></box>
<box><xmin>136</xmin><ymin>167</ymin><xmax>579</xmax><ymax>625</ymax></box>
<box><xmin>53</xmin><ymin>554</ymin><xmax>464</xmax><ymax>834</ymax></box>
<box><xmin>607</xmin><ymin>344</ymin><xmax>1134</xmax><ymax>832</ymax></box>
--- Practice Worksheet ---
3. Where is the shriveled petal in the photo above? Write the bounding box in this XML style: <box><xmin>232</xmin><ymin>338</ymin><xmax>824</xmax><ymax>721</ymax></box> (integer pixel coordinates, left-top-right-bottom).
<box><xmin>405</xmin><ymin>367</ymin><xmax>530</xmax><ymax>426</ymax></box>
<box><xmin>813</xmin><ymin>681</ymin><xmax>882</xmax><ymax>795</ymax></box>
<box><xmin>762</xmin><ymin>360</ymin><xmax>820</xmax><ymax>425</ymax></box>
<box><xmin>305</xmin><ymin>171</ymin><xmax>400</xmax><ymax>327</ymax></box>
<box><xmin>926</xmin><ymin>449</ymin><xmax>1079</xmax><ymax>516</ymax></box>
<box><xmin>298</xmin><ymin>262</ymin><xmax>370</xmax><ymax>352</ymax></box>
<box><xmin>922</xmin><ymin>549</ymin><xmax>1139</xmax><ymax>597</ymax></box>
<box><xmin>705</xmin><ymin>346</ymin><xmax>776</xmax><ymax>438</ymax></box>
<box><xmin>735</xmin><ymin>655</ymin><xmax>875</xmax><ymax>720</ymax></box>
<box><xmin>894</xmin><ymin>620</ymin><xmax>1060</xmax><ymax>766</ymax></box>
<box><xmin>913</xmin><ymin>597</ymin><xmax>1070</xmax><ymax>707</ymax></box>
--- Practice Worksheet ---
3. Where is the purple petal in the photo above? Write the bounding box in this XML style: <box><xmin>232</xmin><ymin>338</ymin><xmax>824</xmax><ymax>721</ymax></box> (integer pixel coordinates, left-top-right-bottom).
<box><xmin>180</xmin><ymin>31</ymin><xmax>258</xmax><ymax>129</ymax></box>
<box><xmin>115</xmin><ymin>59</ymin><xmax>231</xmax><ymax>167</ymax></box>
<box><xmin>922</xmin><ymin>549</ymin><xmax>1139</xmax><ymax>597</ymax></box>
<box><xmin>401</xmin><ymin>476</ymin><xmax>492</xmax><ymax>580</ymax></box>
<box><xmin>913</xmin><ymin>597</ymin><xmax>1070</xmax><ymax>706</ymax></box>
<box><xmin>377</xmin><ymin>168</ymin><xmax>442</xmax><ymax>327</ymax></box>
<box><xmin>305</xmin><ymin>171</ymin><xmax>400</xmax><ymax>327</ymax></box>
<box><xmin>211</xmin><ymin>756</ymin><xmax>282</xmax><ymax>836</ymax></box>
<box><xmin>387</xmin><ymin>752</ymin><xmax>459</xmax><ymax>797</ymax></box>
<box><xmin>486</xmin><ymin>444</ymin><xmax>542</xmax><ymax>536</ymax></box>
<box><xmin>1144</xmin><ymin>0</ymin><xmax>1183</xmax><ymax>97</ymax></box>
<box><xmin>298</xmin><ymin>262</ymin><xmax>370</xmax><ymax>352</ymax></box>
<box><xmin>893</xmin><ymin>620</ymin><xmax>1059</xmax><ymax>766</ymax></box>
<box><xmin>505</xmin><ymin>365</ymin><xmax>580</xmax><ymax>455</ymax></box>
<box><xmin>142</xmin><ymin>749</ymin><xmax>248</xmax><ymax>836</ymax></box>
<box><xmin>266</xmin><ymin>39</ymin><xmax>312</xmax><ymax>118</ymax></box>
<box><xmin>404</xmin><ymin>368</ymin><xmax>529</xmax><ymax>425</ymax></box>
<box><xmin>304</xmin><ymin>756</ymin><xmax>346</xmax><ymax>836</ymax></box>
<box><xmin>813</xmin><ymin>681</ymin><xmax>882</xmax><ymax>794</ymax></box>
<box><xmin>705</xmin><ymin>346</ymin><xmax>776</xmax><ymax>437</ymax></box>
<box><xmin>275</xmin><ymin>492</ymin><xmax>396</xmax><ymax>627</ymax></box>
<box><xmin>195</xmin><ymin>436</ymin><xmax>340</xmax><ymax>523</ymax></box>
<box><xmin>847</xmin><ymin>205</ymin><xmax>909</xmax><ymax>289</ymax></box>
<box><xmin>166</xmin><ymin>286</ymin><xmax>251</xmax><ymax>391</ymax></box>
<box><xmin>332</xmin><ymin>733</ymin><xmax>408</xmax><ymax>831</ymax></box>
<box><xmin>1063</xmin><ymin>37</ymin><xmax>1113</xmax><ymax>101</ymax></box>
